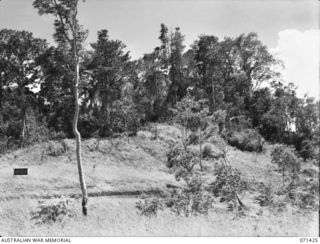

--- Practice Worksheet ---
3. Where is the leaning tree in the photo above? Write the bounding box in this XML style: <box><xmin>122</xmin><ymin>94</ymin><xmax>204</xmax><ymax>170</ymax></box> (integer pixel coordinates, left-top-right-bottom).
<box><xmin>33</xmin><ymin>0</ymin><xmax>89</xmax><ymax>215</ymax></box>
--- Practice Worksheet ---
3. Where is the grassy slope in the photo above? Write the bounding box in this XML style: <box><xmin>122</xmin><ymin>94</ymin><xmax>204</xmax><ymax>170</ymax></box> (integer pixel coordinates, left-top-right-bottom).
<box><xmin>0</xmin><ymin>124</ymin><xmax>318</xmax><ymax>236</ymax></box>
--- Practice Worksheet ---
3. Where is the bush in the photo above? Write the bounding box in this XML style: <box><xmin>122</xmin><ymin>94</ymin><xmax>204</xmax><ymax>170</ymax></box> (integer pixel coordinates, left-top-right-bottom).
<box><xmin>283</xmin><ymin>182</ymin><xmax>317</xmax><ymax>210</ymax></box>
<box><xmin>209</xmin><ymin>163</ymin><xmax>247</xmax><ymax>210</ymax></box>
<box><xmin>49</xmin><ymin>130</ymin><xmax>67</xmax><ymax>141</ymax></box>
<box><xmin>46</xmin><ymin>141</ymin><xmax>67</xmax><ymax>156</ymax></box>
<box><xmin>166</xmin><ymin>146</ymin><xmax>198</xmax><ymax>175</ymax></box>
<box><xmin>186</xmin><ymin>133</ymin><xmax>199</xmax><ymax>145</ymax></box>
<box><xmin>254</xmin><ymin>184</ymin><xmax>274</xmax><ymax>207</ymax></box>
<box><xmin>296</xmin><ymin>192</ymin><xmax>317</xmax><ymax>210</ymax></box>
<box><xmin>227</xmin><ymin>129</ymin><xmax>264</xmax><ymax>152</ymax></box>
<box><xmin>201</xmin><ymin>143</ymin><xmax>223</xmax><ymax>160</ymax></box>
<box><xmin>302</xmin><ymin>167</ymin><xmax>318</xmax><ymax>178</ymax></box>
<box><xmin>300</xmin><ymin>139</ymin><xmax>315</xmax><ymax>160</ymax></box>
<box><xmin>136</xmin><ymin>196</ymin><xmax>164</xmax><ymax>217</ymax></box>
<box><xmin>31</xmin><ymin>197</ymin><xmax>75</xmax><ymax>225</ymax></box>
<box><xmin>202</xmin><ymin>144</ymin><xmax>213</xmax><ymax>159</ymax></box>
<box><xmin>212</xmin><ymin>110</ymin><xmax>227</xmax><ymax>125</ymax></box>
<box><xmin>165</xmin><ymin>173</ymin><xmax>214</xmax><ymax>216</ymax></box>
<box><xmin>166</xmin><ymin>188</ymin><xmax>214</xmax><ymax>216</ymax></box>
<box><xmin>164</xmin><ymin>146</ymin><xmax>216</xmax><ymax>216</ymax></box>
<box><xmin>271</xmin><ymin>144</ymin><xmax>301</xmax><ymax>185</ymax></box>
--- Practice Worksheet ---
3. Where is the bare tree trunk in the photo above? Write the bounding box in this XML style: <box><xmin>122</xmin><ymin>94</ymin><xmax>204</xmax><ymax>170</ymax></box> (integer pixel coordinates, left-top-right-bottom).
<box><xmin>153</xmin><ymin>123</ymin><xmax>158</xmax><ymax>140</ymax></box>
<box><xmin>211</xmin><ymin>75</ymin><xmax>215</xmax><ymax>112</ymax></box>
<box><xmin>20</xmin><ymin>112</ymin><xmax>26</xmax><ymax>146</ymax></box>
<box><xmin>106</xmin><ymin>102</ymin><xmax>111</xmax><ymax>136</ymax></box>
<box><xmin>19</xmin><ymin>68</ymin><xmax>26</xmax><ymax>147</ymax></box>
<box><xmin>126</xmin><ymin>117</ymin><xmax>129</xmax><ymax>143</ymax></box>
<box><xmin>18</xmin><ymin>110</ymin><xmax>26</xmax><ymax>148</ymax></box>
<box><xmin>73</xmin><ymin>59</ymin><xmax>88</xmax><ymax>216</ymax></box>
<box><xmin>199</xmin><ymin>127</ymin><xmax>203</xmax><ymax>171</ymax></box>
<box><xmin>0</xmin><ymin>82</ymin><xmax>3</xmax><ymax>123</ymax></box>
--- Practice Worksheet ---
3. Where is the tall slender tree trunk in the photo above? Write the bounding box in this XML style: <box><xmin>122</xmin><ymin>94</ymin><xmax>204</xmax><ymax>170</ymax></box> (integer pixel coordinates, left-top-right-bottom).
<box><xmin>106</xmin><ymin>101</ymin><xmax>112</xmax><ymax>136</ymax></box>
<box><xmin>211</xmin><ymin>75</ymin><xmax>215</xmax><ymax>112</ymax></box>
<box><xmin>0</xmin><ymin>83</ymin><xmax>3</xmax><ymax>123</ymax></box>
<box><xmin>20</xmin><ymin>111</ymin><xmax>26</xmax><ymax>146</ymax></box>
<box><xmin>73</xmin><ymin>58</ymin><xmax>88</xmax><ymax>216</ymax></box>
<box><xmin>19</xmin><ymin>68</ymin><xmax>26</xmax><ymax>147</ymax></box>
<box><xmin>199</xmin><ymin>127</ymin><xmax>203</xmax><ymax>171</ymax></box>
<box><xmin>154</xmin><ymin>124</ymin><xmax>158</xmax><ymax>140</ymax></box>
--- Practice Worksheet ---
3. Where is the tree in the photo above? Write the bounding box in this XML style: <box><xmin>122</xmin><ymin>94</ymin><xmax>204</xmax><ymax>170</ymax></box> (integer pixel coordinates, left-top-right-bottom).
<box><xmin>260</xmin><ymin>81</ymin><xmax>299</xmax><ymax>143</ymax></box>
<box><xmin>0</xmin><ymin>29</ymin><xmax>47</xmax><ymax>146</ymax></box>
<box><xmin>33</xmin><ymin>0</ymin><xmax>89</xmax><ymax>215</ymax></box>
<box><xmin>295</xmin><ymin>96</ymin><xmax>319</xmax><ymax>141</ymax></box>
<box><xmin>158</xmin><ymin>23</ymin><xmax>170</xmax><ymax>67</ymax></box>
<box><xmin>167</xmin><ymin>27</ymin><xmax>186</xmax><ymax>106</ymax></box>
<box><xmin>140</xmin><ymin>52</ymin><xmax>167</xmax><ymax>121</ymax></box>
<box><xmin>233</xmin><ymin>33</ymin><xmax>280</xmax><ymax>98</ymax></box>
<box><xmin>193</xmin><ymin>35</ymin><xmax>221</xmax><ymax>112</ymax></box>
<box><xmin>174</xmin><ymin>91</ymin><xmax>209</xmax><ymax>170</ymax></box>
<box><xmin>271</xmin><ymin>144</ymin><xmax>300</xmax><ymax>186</ymax></box>
<box><xmin>84</xmin><ymin>29</ymin><xmax>130</xmax><ymax>136</ymax></box>
<box><xmin>36</xmin><ymin>45</ymin><xmax>75</xmax><ymax>137</ymax></box>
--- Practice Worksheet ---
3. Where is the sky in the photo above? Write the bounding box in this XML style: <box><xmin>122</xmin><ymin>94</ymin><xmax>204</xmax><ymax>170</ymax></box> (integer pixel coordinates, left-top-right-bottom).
<box><xmin>0</xmin><ymin>0</ymin><xmax>319</xmax><ymax>98</ymax></box>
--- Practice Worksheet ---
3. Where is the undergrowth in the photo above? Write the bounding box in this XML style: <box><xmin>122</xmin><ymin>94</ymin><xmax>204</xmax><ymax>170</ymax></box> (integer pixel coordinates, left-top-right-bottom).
<box><xmin>31</xmin><ymin>197</ymin><xmax>75</xmax><ymax>225</ymax></box>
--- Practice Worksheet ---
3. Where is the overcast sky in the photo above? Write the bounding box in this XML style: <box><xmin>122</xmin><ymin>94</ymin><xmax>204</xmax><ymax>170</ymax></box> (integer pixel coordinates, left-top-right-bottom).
<box><xmin>0</xmin><ymin>0</ymin><xmax>319</xmax><ymax>98</ymax></box>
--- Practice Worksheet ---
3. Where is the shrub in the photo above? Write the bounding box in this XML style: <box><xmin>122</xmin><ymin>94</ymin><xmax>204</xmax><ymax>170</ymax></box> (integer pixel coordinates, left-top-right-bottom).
<box><xmin>166</xmin><ymin>188</ymin><xmax>214</xmax><ymax>216</ymax></box>
<box><xmin>203</xmin><ymin>124</ymin><xmax>220</xmax><ymax>141</ymax></box>
<box><xmin>202</xmin><ymin>144</ymin><xmax>213</xmax><ymax>159</ymax></box>
<box><xmin>165</xmin><ymin>173</ymin><xmax>214</xmax><ymax>216</ymax></box>
<box><xmin>271</xmin><ymin>144</ymin><xmax>301</xmax><ymax>185</ymax></box>
<box><xmin>302</xmin><ymin>167</ymin><xmax>318</xmax><ymax>178</ymax></box>
<box><xmin>46</xmin><ymin>141</ymin><xmax>67</xmax><ymax>156</ymax></box>
<box><xmin>212</xmin><ymin>109</ymin><xmax>227</xmax><ymax>125</ymax></box>
<box><xmin>31</xmin><ymin>197</ymin><xmax>75</xmax><ymax>225</ymax></box>
<box><xmin>49</xmin><ymin>131</ymin><xmax>67</xmax><ymax>141</ymax></box>
<box><xmin>304</xmin><ymin>178</ymin><xmax>319</xmax><ymax>195</ymax></box>
<box><xmin>210</xmin><ymin>163</ymin><xmax>247</xmax><ymax>209</ymax></box>
<box><xmin>300</xmin><ymin>139</ymin><xmax>315</xmax><ymax>160</ymax></box>
<box><xmin>136</xmin><ymin>196</ymin><xmax>164</xmax><ymax>217</ymax></box>
<box><xmin>296</xmin><ymin>192</ymin><xmax>317</xmax><ymax>210</ymax></box>
<box><xmin>201</xmin><ymin>143</ymin><xmax>223</xmax><ymax>160</ymax></box>
<box><xmin>165</xmin><ymin>146</ymin><xmax>216</xmax><ymax>216</ymax></box>
<box><xmin>284</xmin><ymin>180</ymin><xmax>318</xmax><ymax>210</ymax></box>
<box><xmin>166</xmin><ymin>146</ymin><xmax>198</xmax><ymax>175</ymax></box>
<box><xmin>254</xmin><ymin>184</ymin><xmax>274</xmax><ymax>207</ymax></box>
<box><xmin>186</xmin><ymin>133</ymin><xmax>199</xmax><ymax>145</ymax></box>
<box><xmin>227</xmin><ymin>129</ymin><xmax>264</xmax><ymax>152</ymax></box>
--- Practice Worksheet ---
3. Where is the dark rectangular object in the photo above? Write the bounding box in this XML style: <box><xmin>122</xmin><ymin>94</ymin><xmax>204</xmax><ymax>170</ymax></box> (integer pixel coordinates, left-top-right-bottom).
<box><xmin>14</xmin><ymin>168</ymin><xmax>28</xmax><ymax>175</ymax></box>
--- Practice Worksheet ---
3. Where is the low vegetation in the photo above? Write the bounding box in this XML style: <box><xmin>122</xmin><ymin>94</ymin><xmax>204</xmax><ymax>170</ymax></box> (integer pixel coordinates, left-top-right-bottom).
<box><xmin>227</xmin><ymin>129</ymin><xmax>264</xmax><ymax>152</ymax></box>
<box><xmin>0</xmin><ymin>123</ymin><xmax>318</xmax><ymax>236</ymax></box>
<box><xmin>31</xmin><ymin>197</ymin><xmax>75</xmax><ymax>225</ymax></box>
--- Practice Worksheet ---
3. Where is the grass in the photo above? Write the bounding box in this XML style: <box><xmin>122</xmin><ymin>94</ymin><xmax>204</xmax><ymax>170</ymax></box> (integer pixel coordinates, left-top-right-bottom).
<box><xmin>0</xmin><ymin>197</ymin><xmax>317</xmax><ymax>236</ymax></box>
<box><xmin>0</xmin><ymin>123</ymin><xmax>318</xmax><ymax>236</ymax></box>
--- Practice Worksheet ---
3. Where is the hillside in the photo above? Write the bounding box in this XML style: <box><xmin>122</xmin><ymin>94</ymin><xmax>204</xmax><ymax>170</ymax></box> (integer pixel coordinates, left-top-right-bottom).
<box><xmin>0</xmin><ymin>123</ymin><xmax>318</xmax><ymax>236</ymax></box>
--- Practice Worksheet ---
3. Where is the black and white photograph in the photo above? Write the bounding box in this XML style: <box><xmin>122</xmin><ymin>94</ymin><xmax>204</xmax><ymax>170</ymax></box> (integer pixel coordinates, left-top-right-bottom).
<box><xmin>0</xmin><ymin>0</ymin><xmax>319</xmax><ymax>238</ymax></box>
